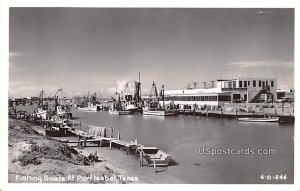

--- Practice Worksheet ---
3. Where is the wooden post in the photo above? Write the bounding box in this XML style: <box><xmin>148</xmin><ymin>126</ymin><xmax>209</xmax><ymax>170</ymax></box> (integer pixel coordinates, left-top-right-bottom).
<box><xmin>153</xmin><ymin>159</ymin><xmax>157</xmax><ymax>173</ymax></box>
<box><xmin>84</xmin><ymin>137</ymin><xmax>87</xmax><ymax>147</ymax></box>
<box><xmin>78</xmin><ymin>136</ymin><xmax>82</xmax><ymax>147</ymax></box>
<box><xmin>110</xmin><ymin>140</ymin><xmax>112</xmax><ymax>150</ymax></box>
<box><xmin>111</xmin><ymin>127</ymin><xmax>114</xmax><ymax>138</ymax></box>
<box><xmin>140</xmin><ymin>150</ymin><xmax>143</xmax><ymax>166</ymax></box>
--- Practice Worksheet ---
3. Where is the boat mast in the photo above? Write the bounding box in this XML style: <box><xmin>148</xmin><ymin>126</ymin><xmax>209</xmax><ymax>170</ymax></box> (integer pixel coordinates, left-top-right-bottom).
<box><xmin>161</xmin><ymin>85</ymin><xmax>165</xmax><ymax>109</ymax></box>
<box><xmin>41</xmin><ymin>90</ymin><xmax>44</xmax><ymax>108</ymax></box>
<box><xmin>139</xmin><ymin>70</ymin><xmax>141</xmax><ymax>102</ymax></box>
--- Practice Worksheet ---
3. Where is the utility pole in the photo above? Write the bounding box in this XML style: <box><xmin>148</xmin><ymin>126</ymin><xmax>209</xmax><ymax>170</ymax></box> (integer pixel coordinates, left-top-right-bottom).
<box><xmin>211</xmin><ymin>81</ymin><xmax>214</xmax><ymax>88</ymax></box>
<box><xmin>192</xmin><ymin>82</ymin><xmax>198</xmax><ymax>89</ymax></box>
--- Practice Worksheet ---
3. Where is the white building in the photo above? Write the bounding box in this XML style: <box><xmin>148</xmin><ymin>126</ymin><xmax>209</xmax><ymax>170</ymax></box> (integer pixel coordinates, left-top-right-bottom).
<box><xmin>160</xmin><ymin>77</ymin><xmax>277</xmax><ymax>108</ymax></box>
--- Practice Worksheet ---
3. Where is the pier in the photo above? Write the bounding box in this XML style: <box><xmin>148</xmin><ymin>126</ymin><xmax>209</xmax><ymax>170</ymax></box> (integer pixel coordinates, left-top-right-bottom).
<box><xmin>177</xmin><ymin>107</ymin><xmax>294</xmax><ymax>123</ymax></box>
<box><xmin>57</xmin><ymin>119</ymin><xmax>174</xmax><ymax>171</ymax></box>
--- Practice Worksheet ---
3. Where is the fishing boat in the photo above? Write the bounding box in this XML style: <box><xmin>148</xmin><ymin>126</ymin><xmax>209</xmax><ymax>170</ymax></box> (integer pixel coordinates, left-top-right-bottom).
<box><xmin>143</xmin><ymin>82</ymin><xmax>177</xmax><ymax>116</ymax></box>
<box><xmin>137</xmin><ymin>146</ymin><xmax>172</xmax><ymax>167</ymax></box>
<box><xmin>33</xmin><ymin>90</ymin><xmax>49</xmax><ymax>120</ymax></box>
<box><xmin>44</xmin><ymin>114</ymin><xmax>73</xmax><ymax>136</ymax></box>
<box><xmin>34</xmin><ymin>107</ymin><xmax>48</xmax><ymax>119</ymax></box>
<box><xmin>123</xmin><ymin>81</ymin><xmax>142</xmax><ymax>113</ymax></box>
<box><xmin>238</xmin><ymin>117</ymin><xmax>279</xmax><ymax>122</ymax></box>
<box><xmin>78</xmin><ymin>102</ymin><xmax>101</xmax><ymax>112</ymax></box>
<box><xmin>108</xmin><ymin>109</ymin><xmax>131</xmax><ymax>115</ymax></box>
<box><xmin>109</xmin><ymin>92</ymin><xmax>132</xmax><ymax>115</ymax></box>
<box><xmin>77</xmin><ymin>93</ymin><xmax>102</xmax><ymax>112</ymax></box>
<box><xmin>142</xmin><ymin>109</ymin><xmax>176</xmax><ymax>116</ymax></box>
<box><xmin>53</xmin><ymin>88</ymin><xmax>73</xmax><ymax>118</ymax></box>
<box><xmin>124</xmin><ymin>100</ymin><xmax>139</xmax><ymax>111</ymax></box>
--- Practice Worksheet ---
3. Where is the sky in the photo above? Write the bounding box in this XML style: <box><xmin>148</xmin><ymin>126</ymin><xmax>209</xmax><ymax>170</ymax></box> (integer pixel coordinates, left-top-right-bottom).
<box><xmin>9</xmin><ymin>8</ymin><xmax>294</xmax><ymax>98</ymax></box>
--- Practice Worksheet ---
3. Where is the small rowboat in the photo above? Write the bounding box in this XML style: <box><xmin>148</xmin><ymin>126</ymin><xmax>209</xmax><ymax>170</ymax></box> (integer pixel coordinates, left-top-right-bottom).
<box><xmin>137</xmin><ymin>146</ymin><xmax>172</xmax><ymax>167</ymax></box>
<box><xmin>142</xmin><ymin>110</ymin><xmax>176</xmax><ymax>116</ymax></box>
<box><xmin>238</xmin><ymin>117</ymin><xmax>279</xmax><ymax>122</ymax></box>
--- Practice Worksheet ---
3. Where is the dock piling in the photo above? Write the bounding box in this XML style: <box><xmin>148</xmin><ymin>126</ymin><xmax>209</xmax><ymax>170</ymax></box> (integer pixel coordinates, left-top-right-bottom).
<box><xmin>153</xmin><ymin>159</ymin><xmax>157</xmax><ymax>173</ymax></box>
<box><xmin>139</xmin><ymin>151</ymin><xmax>143</xmax><ymax>166</ymax></box>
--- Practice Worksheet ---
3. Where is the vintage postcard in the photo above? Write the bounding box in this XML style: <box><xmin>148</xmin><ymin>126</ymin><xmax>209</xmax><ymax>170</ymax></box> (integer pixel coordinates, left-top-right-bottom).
<box><xmin>1</xmin><ymin>1</ymin><xmax>299</xmax><ymax>191</ymax></box>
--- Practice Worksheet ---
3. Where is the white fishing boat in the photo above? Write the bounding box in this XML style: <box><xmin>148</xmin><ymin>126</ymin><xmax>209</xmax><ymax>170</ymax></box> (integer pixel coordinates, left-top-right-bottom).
<box><xmin>125</xmin><ymin>100</ymin><xmax>139</xmax><ymax>111</ymax></box>
<box><xmin>33</xmin><ymin>90</ymin><xmax>49</xmax><ymax>120</ymax></box>
<box><xmin>238</xmin><ymin>117</ymin><xmax>279</xmax><ymax>122</ymax></box>
<box><xmin>109</xmin><ymin>91</ymin><xmax>132</xmax><ymax>115</ymax></box>
<box><xmin>142</xmin><ymin>109</ymin><xmax>176</xmax><ymax>116</ymax></box>
<box><xmin>77</xmin><ymin>92</ymin><xmax>103</xmax><ymax>112</ymax></box>
<box><xmin>33</xmin><ymin>107</ymin><xmax>48</xmax><ymax>119</ymax></box>
<box><xmin>143</xmin><ymin>82</ymin><xmax>177</xmax><ymax>116</ymax></box>
<box><xmin>78</xmin><ymin>102</ymin><xmax>101</xmax><ymax>112</ymax></box>
<box><xmin>109</xmin><ymin>109</ymin><xmax>131</xmax><ymax>115</ymax></box>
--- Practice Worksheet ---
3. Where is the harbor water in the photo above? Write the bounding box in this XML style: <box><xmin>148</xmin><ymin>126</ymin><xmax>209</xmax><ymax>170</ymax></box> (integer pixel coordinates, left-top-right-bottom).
<box><xmin>17</xmin><ymin>105</ymin><xmax>294</xmax><ymax>183</ymax></box>
<box><xmin>73</xmin><ymin>109</ymin><xmax>294</xmax><ymax>184</ymax></box>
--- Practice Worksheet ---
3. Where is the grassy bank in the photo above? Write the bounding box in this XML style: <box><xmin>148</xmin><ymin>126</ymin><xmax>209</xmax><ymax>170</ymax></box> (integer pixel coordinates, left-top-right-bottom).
<box><xmin>8</xmin><ymin>118</ymin><xmax>132</xmax><ymax>184</ymax></box>
<box><xmin>8</xmin><ymin>118</ymin><xmax>184</xmax><ymax>184</ymax></box>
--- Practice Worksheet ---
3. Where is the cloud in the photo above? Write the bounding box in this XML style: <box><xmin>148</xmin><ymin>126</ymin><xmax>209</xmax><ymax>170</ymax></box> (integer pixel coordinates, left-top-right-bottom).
<box><xmin>9</xmin><ymin>62</ymin><xmax>29</xmax><ymax>72</ymax></box>
<box><xmin>226</xmin><ymin>60</ymin><xmax>294</xmax><ymax>69</ymax></box>
<box><xmin>104</xmin><ymin>79</ymin><xmax>136</xmax><ymax>97</ymax></box>
<box><xmin>9</xmin><ymin>52</ymin><xmax>22</xmax><ymax>58</ymax></box>
<box><xmin>91</xmin><ymin>76</ymin><xmax>119</xmax><ymax>84</ymax></box>
<box><xmin>9</xmin><ymin>80</ymin><xmax>60</xmax><ymax>97</ymax></box>
<box><xmin>257</xmin><ymin>10</ymin><xmax>272</xmax><ymax>15</ymax></box>
<box><xmin>9</xmin><ymin>51</ymin><xmax>29</xmax><ymax>72</ymax></box>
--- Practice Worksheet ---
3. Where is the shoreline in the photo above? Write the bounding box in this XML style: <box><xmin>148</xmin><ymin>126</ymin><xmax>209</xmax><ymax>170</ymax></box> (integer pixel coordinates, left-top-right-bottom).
<box><xmin>8</xmin><ymin>118</ymin><xmax>185</xmax><ymax>184</ymax></box>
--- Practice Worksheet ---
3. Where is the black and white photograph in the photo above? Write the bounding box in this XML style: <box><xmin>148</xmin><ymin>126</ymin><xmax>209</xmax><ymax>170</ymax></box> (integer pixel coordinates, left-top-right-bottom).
<box><xmin>1</xmin><ymin>1</ymin><xmax>299</xmax><ymax>190</ymax></box>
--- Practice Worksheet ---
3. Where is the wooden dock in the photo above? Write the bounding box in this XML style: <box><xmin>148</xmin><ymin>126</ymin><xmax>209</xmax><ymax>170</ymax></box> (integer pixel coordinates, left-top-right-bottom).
<box><xmin>60</xmin><ymin>119</ymin><xmax>173</xmax><ymax>171</ymax></box>
<box><xmin>177</xmin><ymin>109</ymin><xmax>294</xmax><ymax>123</ymax></box>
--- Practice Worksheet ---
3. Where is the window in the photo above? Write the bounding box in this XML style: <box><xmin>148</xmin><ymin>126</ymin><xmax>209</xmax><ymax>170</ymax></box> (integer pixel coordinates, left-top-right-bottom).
<box><xmin>239</xmin><ymin>81</ymin><xmax>242</xmax><ymax>87</ymax></box>
<box><xmin>266</xmin><ymin>81</ymin><xmax>268</xmax><ymax>86</ymax></box>
<box><xmin>218</xmin><ymin>95</ymin><xmax>231</xmax><ymax>101</ymax></box>
<box><xmin>271</xmin><ymin>81</ymin><xmax>274</xmax><ymax>87</ymax></box>
<box><xmin>259</xmin><ymin>80</ymin><xmax>261</xmax><ymax>87</ymax></box>
<box><xmin>253</xmin><ymin>80</ymin><xmax>256</xmax><ymax>87</ymax></box>
<box><xmin>248</xmin><ymin>81</ymin><xmax>250</xmax><ymax>86</ymax></box>
<box><xmin>262</xmin><ymin>81</ymin><xmax>265</xmax><ymax>88</ymax></box>
<box><xmin>244</xmin><ymin>81</ymin><xmax>247</xmax><ymax>87</ymax></box>
<box><xmin>233</xmin><ymin>81</ymin><xmax>236</xmax><ymax>88</ymax></box>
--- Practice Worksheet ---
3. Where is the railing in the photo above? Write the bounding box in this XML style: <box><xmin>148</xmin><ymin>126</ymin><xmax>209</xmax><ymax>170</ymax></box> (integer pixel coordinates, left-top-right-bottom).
<box><xmin>68</xmin><ymin>119</ymin><xmax>113</xmax><ymax>138</ymax></box>
<box><xmin>222</xmin><ymin>87</ymin><xmax>247</xmax><ymax>91</ymax></box>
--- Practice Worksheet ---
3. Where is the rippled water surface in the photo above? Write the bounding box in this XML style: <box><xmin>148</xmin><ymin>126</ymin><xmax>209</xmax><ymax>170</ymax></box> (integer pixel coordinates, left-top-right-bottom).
<box><xmin>17</xmin><ymin>105</ymin><xmax>294</xmax><ymax>183</ymax></box>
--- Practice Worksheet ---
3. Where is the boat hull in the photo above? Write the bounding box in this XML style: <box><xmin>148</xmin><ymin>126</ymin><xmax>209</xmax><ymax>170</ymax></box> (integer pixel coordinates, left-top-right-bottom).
<box><xmin>78</xmin><ymin>106</ymin><xmax>98</xmax><ymax>112</ymax></box>
<box><xmin>238</xmin><ymin>117</ymin><xmax>279</xmax><ymax>122</ymax></box>
<box><xmin>137</xmin><ymin>147</ymin><xmax>172</xmax><ymax>167</ymax></box>
<box><xmin>143</xmin><ymin>110</ymin><xmax>176</xmax><ymax>116</ymax></box>
<box><xmin>109</xmin><ymin>110</ymin><xmax>131</xmax><ymax>115</ymax></box>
